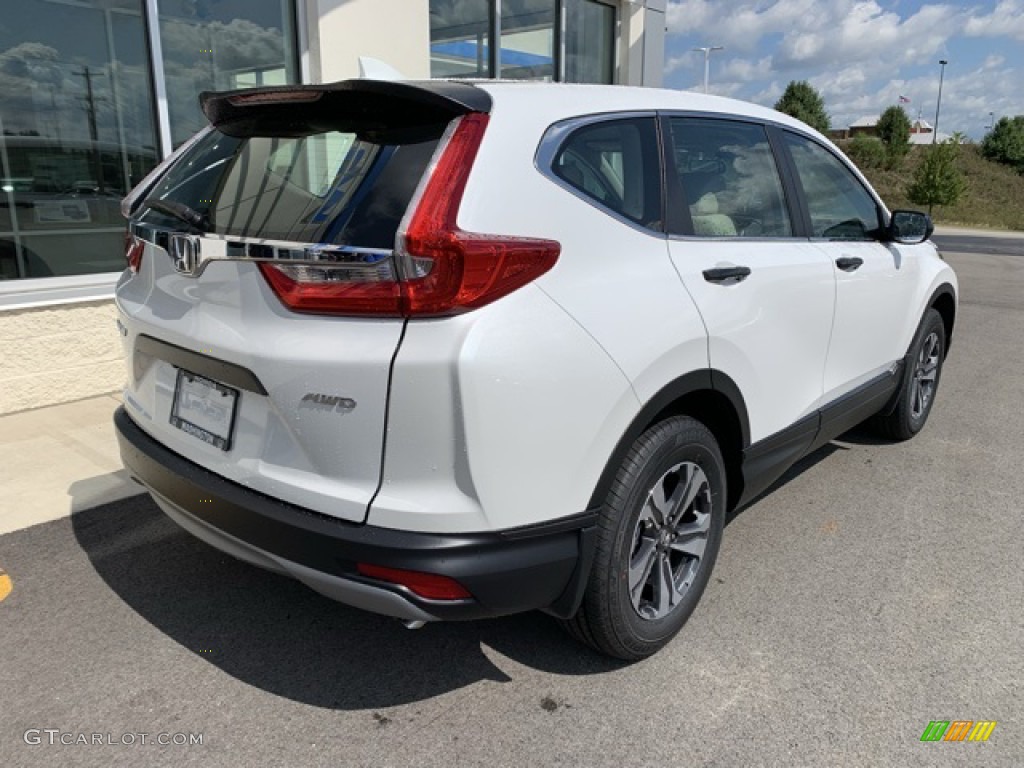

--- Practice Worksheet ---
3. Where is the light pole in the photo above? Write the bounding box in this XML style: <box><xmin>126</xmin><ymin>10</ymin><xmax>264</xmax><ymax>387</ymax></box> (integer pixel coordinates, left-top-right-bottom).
<box><xmin>694</xmin><ymin>46</ymin><xmax>724</xmax><ymax>94</ymax></box>
<box><xmin>933</xmin><ymin>59</ymin><xmax>948</xmax><ymax>144</ymax></box>
<box><xmin>987</xmin><ymin>111</ymin><xmax>995</xmax><ymax>131</ymax></box>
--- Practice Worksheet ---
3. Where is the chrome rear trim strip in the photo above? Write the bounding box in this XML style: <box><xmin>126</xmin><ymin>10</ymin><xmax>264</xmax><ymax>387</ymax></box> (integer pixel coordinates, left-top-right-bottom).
<box><xmin>129</xmin><ymin>222</ymin><xmax>393</xmax><ymax>277</ymax></box>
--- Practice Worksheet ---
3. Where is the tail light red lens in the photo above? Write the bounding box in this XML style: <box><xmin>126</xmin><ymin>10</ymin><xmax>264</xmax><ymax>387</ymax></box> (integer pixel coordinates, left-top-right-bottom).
<box><xmin>356</xmin><ymin>563</ymin><xmax>472</xmax><ymax>601</ymax></box>
<box><xmin>397</xmin><ymin>113</ymin><xmax>561</xmax><ymax>316</ymax></box>
<box><xmin>259</xmin><ymin>112</ymin><xmax>560</xmax><ymax>317</ymax></box>
<box><xmin>125</xmin><ymin>232</ymin><xmax>144</xmax><ymax>273</ymax></box>
<box><xmin>258</xmin><ymin>262</ymin><xmax>402</xmax><ymax>316</ymax></box>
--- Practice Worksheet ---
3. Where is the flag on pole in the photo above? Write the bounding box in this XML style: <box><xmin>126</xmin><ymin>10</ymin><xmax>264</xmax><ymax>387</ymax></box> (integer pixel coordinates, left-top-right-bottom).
<box><xmin>898</xmin><ymin>95</ymin><xmax>911</xmax><ymax>103</ymax></box>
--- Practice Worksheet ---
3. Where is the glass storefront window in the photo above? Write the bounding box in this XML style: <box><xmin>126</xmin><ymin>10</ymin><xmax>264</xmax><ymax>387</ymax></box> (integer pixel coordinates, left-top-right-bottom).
<box><xmin>157</xmin><ymin>0</ymin><xmax>299</xmax><ymax>148</ymax></box>
<box><xmin>500</xmin><ymin>0</ymin><xmax>554</xmax><ymax>80</ymax></box>
<box><xmin>429</xmin><ymin>0</ymin><xmax>614</xmax><ymax>84</ymax></box>
<box><xmin>0</xmin><ymin>0</ymin><xmax>299</xmax><ymax>281</ymax></box>
<box><xmin>0</xmin><ymin>0</ymin><xmax>159</xmax><ymax>279</ymax></box>
<box><xmin>430</xmin><ymin>0</ymin><xmax>491</xmax><ymax>78</ymax></box>
<box><xmin>565</xmin><ymin>0</ymin><xmax>615</xmax><ymax>84</ymax></box>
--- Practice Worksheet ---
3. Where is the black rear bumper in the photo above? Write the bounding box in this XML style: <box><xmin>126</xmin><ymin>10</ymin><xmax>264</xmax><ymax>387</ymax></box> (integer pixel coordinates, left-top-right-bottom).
<box><xmin>114</xmin><ymin>407</ymin><xmax>595</xmax><ymax>620</ymax></box>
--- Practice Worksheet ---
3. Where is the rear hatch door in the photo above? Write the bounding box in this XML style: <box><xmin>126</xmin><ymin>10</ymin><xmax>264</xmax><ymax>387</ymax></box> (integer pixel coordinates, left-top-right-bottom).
<box><xmin>116</xmin><ymin>80</ymin><xmax>489</xmax><ymax>524</ymax></box>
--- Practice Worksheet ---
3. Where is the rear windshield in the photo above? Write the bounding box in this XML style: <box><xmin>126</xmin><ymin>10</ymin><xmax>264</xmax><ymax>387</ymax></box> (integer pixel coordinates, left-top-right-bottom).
<box><xmin>139</xmin><ymin>127</ymin><xmax>443</xmax><ymax>249</ymax></box>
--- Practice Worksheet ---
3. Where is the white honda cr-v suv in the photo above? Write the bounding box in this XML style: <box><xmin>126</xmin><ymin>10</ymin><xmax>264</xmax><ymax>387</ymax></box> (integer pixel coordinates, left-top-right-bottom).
<box><xmin>115</xmin><ymin>79</ymin><xmax>957</xmax><ymax>660</ymax></box>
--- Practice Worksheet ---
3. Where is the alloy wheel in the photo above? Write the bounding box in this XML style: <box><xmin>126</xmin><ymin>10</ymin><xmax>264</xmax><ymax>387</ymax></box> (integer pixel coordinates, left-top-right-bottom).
<box><xmin>911</xmin><ymin>331</ymin><xmax>941</xmax><ymax>420</ymax></box>
<box><xmin>628</xmin><ymin>461</ymin><xmax>712</xmax><ymax>621</ymax></box>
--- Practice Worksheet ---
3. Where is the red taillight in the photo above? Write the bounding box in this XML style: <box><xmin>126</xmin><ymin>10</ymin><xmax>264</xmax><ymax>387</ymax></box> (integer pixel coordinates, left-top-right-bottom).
<box><xmin>258</xmin><ymin>113</ymin><xmax>560</xmax><ymax>317</ymax></box>
<box><xmin>125</xmin><ymin>232</ymin><xmax>144</xmax><ymax>273</ymax></box>
<box><xmin>398</xmin><ymin>113</ymin><xmax>560</xmax><ymax>316</ymax></box>
<box><xmin>356</xmin><ymin>563</ymin><xmax>472</xmax><ymax>601</ymax></box>
<box><xmin>258</xmin><ymin>262</ymin><xmax>402</xmax><ymax>316</ymax></box>
<box><xmin>227</xmin><ymin>90</ymin><xmax>323</xmax><ymax>106</ymax></box>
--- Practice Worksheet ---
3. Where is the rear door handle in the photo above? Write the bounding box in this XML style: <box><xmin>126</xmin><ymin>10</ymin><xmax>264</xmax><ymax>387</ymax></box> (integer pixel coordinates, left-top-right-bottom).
<box><xmin>836</xmin><ymin>256</ymin><xmax>864</xmax><ymax>272</ymax></box>
<box><xmin>702</xmin><ymin>266</ymin><xmax>751</xmax><ymax>284</ymax></box>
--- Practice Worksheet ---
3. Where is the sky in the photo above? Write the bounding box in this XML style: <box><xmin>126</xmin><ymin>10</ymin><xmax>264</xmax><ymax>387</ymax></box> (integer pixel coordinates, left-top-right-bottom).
<box><xmin>663</xmin><ymin>0</ymin><xmax>1024</xmax><ymax>140</ymax></box>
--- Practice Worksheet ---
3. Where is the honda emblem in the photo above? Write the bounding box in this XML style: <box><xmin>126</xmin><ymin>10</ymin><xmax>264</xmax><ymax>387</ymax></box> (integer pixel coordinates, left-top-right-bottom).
<box><xmin>168</xmin><ymin>234</ymin><xmax>201</xmax><ymax>275</ymax></box>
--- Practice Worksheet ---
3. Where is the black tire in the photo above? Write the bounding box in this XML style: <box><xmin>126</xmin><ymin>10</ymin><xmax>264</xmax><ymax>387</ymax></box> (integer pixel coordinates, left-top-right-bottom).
<box><xmin>561</xmin><ymin>415</ymin><xmax>726</xmax><ymax>660</ymax></box>
<box><xmin>871</xmin><ymin>308</ymin><xmax>946</xmax><ymax>441</ymax></box>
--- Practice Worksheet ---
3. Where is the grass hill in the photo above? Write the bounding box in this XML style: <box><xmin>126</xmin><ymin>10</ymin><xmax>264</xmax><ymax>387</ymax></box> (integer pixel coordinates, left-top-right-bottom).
<box><xmin>839</xmin><ymin>142</ymin><xmax>1024</xmax><ymax>231</ymax></box>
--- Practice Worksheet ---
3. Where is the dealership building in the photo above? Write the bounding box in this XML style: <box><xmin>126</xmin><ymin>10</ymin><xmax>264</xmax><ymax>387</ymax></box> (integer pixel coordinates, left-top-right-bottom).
<box><xmin>0</xmin><ymin>0</ymin><xmax>667</xmax><ymax>414</ymax></box>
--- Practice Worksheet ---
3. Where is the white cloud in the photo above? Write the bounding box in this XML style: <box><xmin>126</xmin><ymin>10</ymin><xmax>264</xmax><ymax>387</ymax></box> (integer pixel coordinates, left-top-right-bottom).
<box><xmin>773</xmin><ymin>2</ymin><xmax>960</xmax><ymax>71</ymax></box>
<box><xmin>663</xmin><ymin>0</ymin><xmax>1024</xmax><ymax>138</ymax></box>
<box><xmin>668</xmin><ymin>0</ymin><xmax>830</xmax><ymax>54</ymax></box>
<box><xmin>718</xmin><ymin>56</ymin><xmax>774</xmax><ymax>82</ymax></box>
<box><xmin>665</xmin><ymin>1</ymin><xmax>963</xmax><ymax>88</ymax></box>
<box><xmin>965</xmin><ymin>0</ymin><xmax>1024</xmax><ymax>40</ymax></box>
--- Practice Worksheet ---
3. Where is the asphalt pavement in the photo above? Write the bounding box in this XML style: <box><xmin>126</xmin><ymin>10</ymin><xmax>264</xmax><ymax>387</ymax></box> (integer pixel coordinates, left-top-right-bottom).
<box><xmin>1</xmin><ymin>242</ymin><xmax>1022</xmax><ymax>768</ymax></box>
<box><xmin>932</xmin><ymin>230</ymin><xmax>1024</xmax><ymax>258</ymax></box>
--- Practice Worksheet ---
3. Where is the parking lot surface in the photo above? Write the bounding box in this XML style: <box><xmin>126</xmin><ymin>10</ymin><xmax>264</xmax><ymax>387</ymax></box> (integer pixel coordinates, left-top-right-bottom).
<box><xmin>1</xmin><ymin>246</ymin><xmax>1021</xmax><ymax>768</ymax></box>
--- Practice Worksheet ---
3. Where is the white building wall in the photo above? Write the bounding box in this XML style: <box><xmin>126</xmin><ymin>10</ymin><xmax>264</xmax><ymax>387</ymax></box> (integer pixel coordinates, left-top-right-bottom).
<box><xmin>309</xmin><ymin>0</ymin><xmax>431</xmax><ymax>82</ymax></box>
<box><xmin>620</xmin><ymin>0</ymin><xmax>665</xmax><ymax>87</ymax></box>
<box><xmin>0</xmin><ymin>301</ymin><xmax>122</xmax><ymax>415</ymax></box>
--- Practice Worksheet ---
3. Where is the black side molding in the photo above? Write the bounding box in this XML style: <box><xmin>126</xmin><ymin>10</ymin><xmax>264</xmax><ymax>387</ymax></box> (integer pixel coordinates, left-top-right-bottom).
<box><xmin>134</xmin><ymin>334</ymin><xmax>267</xmax><ymax>395</ymax></box>
<box><xmin>926</xmin><ymin>283</ymin><xmax>957</xmax><ymax>355</ymax></box>
<box><xmin>739</xmin><ymin>412</ymin><xmax>819</xmax><ymax>506</ymax></box>
<box><xmin>811</xmin><ymin>363</ymin><xmax>903</xmax><ymax>453</ymax></box>
<box><xmin>738</xmin><ymin>364</ymin><xmax>903</xmax><ymax>507</ymax></box>
<box><xmin>586</xmin><ymin>370</ymin><xmax>750</xmax><ymax>511</ymax></box>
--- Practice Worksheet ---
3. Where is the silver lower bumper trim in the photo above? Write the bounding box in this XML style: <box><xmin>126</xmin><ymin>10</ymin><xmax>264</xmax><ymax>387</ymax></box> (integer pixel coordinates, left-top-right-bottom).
<box><xmin>150</xmin><ymin>490</ymin><xmax>437</xmax><ymax>623</ymax></box>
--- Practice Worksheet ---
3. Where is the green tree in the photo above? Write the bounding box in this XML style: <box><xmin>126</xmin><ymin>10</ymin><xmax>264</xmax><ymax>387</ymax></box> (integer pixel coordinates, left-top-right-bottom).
<box><xmin>774</xmin><ymin>81</ymin><xmax>830</xmax><ymax>134</ymax></box>
<box><xmin>876</xmin><ymin>105</ymin><xmax>912</xmax><ymax>169</ymax></box>
<box><xmin>846</xmin><ymin>135</ymin><xmax>886</xmax><ymax>170</ymax></box>
<box><xmin>981</xmin><ymin>115</ymin><xmax>1024</xmax><ymax>173</ymax></box>
<box><xmin>907</xmin><ymin>138</ymin><xmax>968</xmax><ymax>215</ymax></box>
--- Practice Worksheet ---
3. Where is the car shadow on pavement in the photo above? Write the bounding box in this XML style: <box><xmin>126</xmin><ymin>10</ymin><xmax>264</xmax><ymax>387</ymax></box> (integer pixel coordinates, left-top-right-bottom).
<box><xmin>72</xmin><ymin>496</ymin><xmax>626</xmax><ymax>710</ymax></box>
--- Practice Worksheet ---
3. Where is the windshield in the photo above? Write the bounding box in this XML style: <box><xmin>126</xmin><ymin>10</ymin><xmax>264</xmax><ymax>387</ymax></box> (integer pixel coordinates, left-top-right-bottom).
<box><xmin>139</xmin><ymin>128</ymin><xmax>442</xmax><ymax>249</ymax></box>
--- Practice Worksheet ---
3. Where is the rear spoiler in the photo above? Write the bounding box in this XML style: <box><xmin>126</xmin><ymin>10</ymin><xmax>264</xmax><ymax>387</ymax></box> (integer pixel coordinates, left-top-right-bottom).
<box><xmin>199</xmin><ymin>79</ymin><xmax>493</xmax><ymax>139</ymax></box>
<box><xmin>122</xmin><ymin>79</ymin><xmax>491</xmax><ymax>218</ymax></box>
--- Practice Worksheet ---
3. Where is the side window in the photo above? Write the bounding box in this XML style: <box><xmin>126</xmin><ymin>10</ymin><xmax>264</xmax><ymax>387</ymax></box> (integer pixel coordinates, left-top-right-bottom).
<box><xmin>553</xmin><ymin>118</ymin><xmax>661</xmax><ymax>229</ymax></box>
<box><xmin>784</xmin><ymin>132</ymin><xmax>881</xmax><ymax>239</ymax></box>
<box><xmin>668</xmin><ymin>118</ymin><xmax>792</xmax><ymax>238</ymax></box>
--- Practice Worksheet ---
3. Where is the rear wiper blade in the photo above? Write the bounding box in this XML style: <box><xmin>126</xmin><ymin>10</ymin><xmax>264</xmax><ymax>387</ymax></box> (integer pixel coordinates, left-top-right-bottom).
<box><xmin>143</xmin><ymin>198</ymin><xmax>209</xmax><ymax>231</ymax></box>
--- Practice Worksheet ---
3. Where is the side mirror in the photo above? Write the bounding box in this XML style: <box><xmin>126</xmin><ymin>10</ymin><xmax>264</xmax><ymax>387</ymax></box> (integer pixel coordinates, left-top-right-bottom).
<box><xmin>885</xmin><ymin>210</ymin><xmax>934</xmax><ymax>245</ymax></box>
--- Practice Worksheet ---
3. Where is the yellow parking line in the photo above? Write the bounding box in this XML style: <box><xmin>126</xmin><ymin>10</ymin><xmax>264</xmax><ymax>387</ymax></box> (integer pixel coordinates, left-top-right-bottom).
<box><xmin>0</xmin><ymin>568</ymin><xmax>11</xmax><ymax>603</ymax></box>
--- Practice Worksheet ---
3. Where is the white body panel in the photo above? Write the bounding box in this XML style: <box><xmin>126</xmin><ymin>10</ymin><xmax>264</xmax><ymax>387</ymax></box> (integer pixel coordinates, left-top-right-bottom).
<box><xmin>371</xmin><ymin>285</ymin><xmax>637</xmax><ymax>533</ymax></box>
<box><xmin>668</xmin><ymin>239</ymin><xmax>835</xmax><ymax>442</ymax></box>
<box><xmin>116</xmin><ymin>241</ymin><xmax>401</xmax><ymax>523</ymax></box>
<box><xmin>816</xmin><ymin>241</ymin><xmax>918</xmax><ymax>401</ymax></box>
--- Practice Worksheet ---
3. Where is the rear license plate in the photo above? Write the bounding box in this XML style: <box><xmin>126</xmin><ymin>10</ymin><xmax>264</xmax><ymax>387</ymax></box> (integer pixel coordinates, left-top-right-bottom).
<box><xmin>170</xmin><ymin>369</ymin><xmax>238</xmax><ymax>451</ymax></box>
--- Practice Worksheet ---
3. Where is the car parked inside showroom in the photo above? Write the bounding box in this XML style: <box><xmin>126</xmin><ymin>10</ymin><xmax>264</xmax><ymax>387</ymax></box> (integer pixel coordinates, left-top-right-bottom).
<box><xmin>114</xmin><ymin>79</ymin><xmax>956</xmax><ymax>659</ymax></box>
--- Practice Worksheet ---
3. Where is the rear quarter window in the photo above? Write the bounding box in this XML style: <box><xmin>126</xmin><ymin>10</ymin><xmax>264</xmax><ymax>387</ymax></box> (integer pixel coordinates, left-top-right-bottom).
<box><xmin>551</xmin><ymin>117</ymin><xmax>662</xmax><ymax>231</ymax></box>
